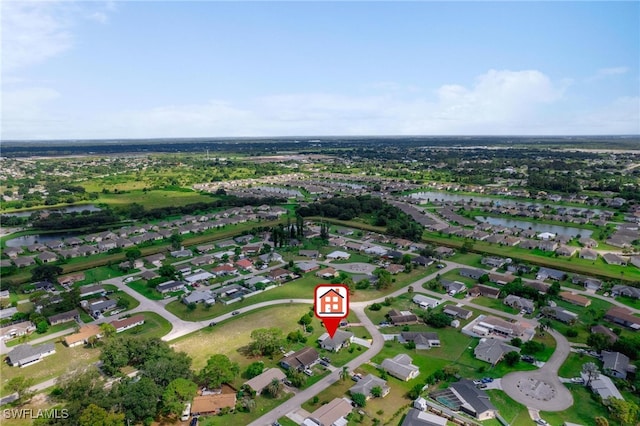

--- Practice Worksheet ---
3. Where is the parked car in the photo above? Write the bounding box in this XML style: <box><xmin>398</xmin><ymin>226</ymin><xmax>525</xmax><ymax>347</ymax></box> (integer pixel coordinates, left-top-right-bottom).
<box><xmin>189</xmin><ymin>417</ymin><xmax>198</xmax><ymax>426</ymax></box>
<box><xmin>209</xmin><ymin>321</ymin><xmax>217</xmax><ymax>327</ymax></box>
<box><xmin>522</xmin><ymin>355</ymin><xmax>535</xmax><ymax>363</ymax></box>
<box><xmin>303</xmin><ymin>369</ymin><xmax>313</xmax><ymax>376</ymax></box>
<box><xmin>570</xmin><ymin>377</ymin><xmax>585</xmax><ymax>384</ymax></box>
<box><xmin>319</xmin><ymin>360</ymin><xmax>329</xmax><ymax>367</ymax></box>
<box><xmin>473</xmin><ymin>380</ymin><xmax>483</xmax><ymax>386</ymax></box>
<box><xmin>321</xmin><ymin>356</ymin><xmax>331</xmax><ymax>363</ymax></box>
<box><xmin>123</xmin><ymin>276</ymin><xmax>135</xmax><ymax>283</ymax></box>
<box><xmin>231</xmin><ymin>311</ymin><xmax>240</xmax><ymax>316</ymax></box>
<box><xmin>481</xmin><ymin>377</ymin><xmax>493</xmax><ymax>383</ymax></box>
<box><xmin>534</xmin><ymin>419</ymin><xmax>548</xmax><ymax>425</ymax></box>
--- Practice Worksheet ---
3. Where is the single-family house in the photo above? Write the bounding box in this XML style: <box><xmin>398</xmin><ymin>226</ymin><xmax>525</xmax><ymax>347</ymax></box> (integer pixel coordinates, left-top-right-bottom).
<box><xmin>211</xmin><ymin>264</ymin><xmax>237</xmax><ymax>277</ymax></box>
<box><xmin>550</xmin><ymin>306</ymin><xmax>578</xmax><ymax>324</ymax></box>
<box><xmin>399</xmin><ymin>332</ymin><xmax>440</xmax><ymax>350</ymax></box>
<box><xmin>431</xmin><ymin>379</ymin><xmax>497</xmax><ymax>420</ymax></box>
<box><xmin>79</xmin><ymin>284</ymin><xmax>106</xmax><ymax>299</ymax></box>
<box><xmin>481</xmin><ymin>257</ymin><xmax>507</xmax><ymax>268</ymax></box>
<box><xmin>386</xmin><ymin>264</ymin><xmax>406</xmax><ymax>275</ymax></box>
<box><xmin>442</xmin><ymin>305</ymin><xmax>472</xmax><ymax>320</ymax></box>
<box><xmin>37</xmin><ymin>252</ymin><xmax>58</xmax><ymax>263</ymax></box>
<box><xmin>474</xmin><ymin>338</ymin><xmax>521</xmax><ymax>366</ymax></box>
<box><xmin>401</xmin><ymin>408</ymin><xmax>447</xmax><ymax>426</ymax></box>
<box><xmin>0</xmin><ymin>321</ymin><xmax>35</xmax><ymax>341</ymax></box>
<box><xmin>503</xmin><ymin>295</ymin><xmax>535</xmax><ymax>313</ymax></box>
<box><xmin>244</xmin><ymin>368</ymin><xmax>286</xmax><ymax>395</ymax></box>
<box><xmin>183</xmin><ymin>290</ymin><xmax>216</xmax><ymax>305</ymax></box>
<box><xmin>440</xmin><ymin>279</ymin><xmax>467</xmax><ymax>296</ymax></box>
<box><xmin>459</xmin><ymin>268</ymin><xmax>484</xmax><ymax>280</ymax></box>
<box><xmin>412</xmin><ymin>294</ymin><xmax>440</xmax><ymax>309</ymax></box>
<box><xmin>156</xmin><ymin>280</ymin><xmax>186</xmax><ymax>294</ymax></box>
<box><xmin>572</xmin><ymin>275</ymin><xmax>602</xmax><ymax>291</ymax></box>
<box><xmin>602</xmin><ymin>351</ymin><xmax>630</xmax><ymax>379</ymax></box>
<box><xmin>317</xmin><ymin>330</ymin><xmax>353</xmax><ymax>352</ymax></box>
<box><xmin>259</xmin><ymin>252</ymin><xmax>284</xmax><ymax>263</ymax></box>
<box><xmin>559</xmin><ymin>291</ymin><xmax>591</xmax><ymax>307</ymax></box>
<box><xmin>47</xmin><ymin>309</ymin><xmax>79</xmax><ymax>326</ymax></box>
<box><xmin>411</xmin><ymin>256</ymin><xmax>433</xmax><ymax>267</ymax></box>
<box><xmin>235</xmin><ymin>258</ymin><xmax>254</xmax><ymax>271</ymax></box>
<box><xmin>326</xmin><ymin>250</ymin><xmax>350</xmax><ymax>260</ymax></box>
<box><xmin>305</xmin><ymin>398</ymin><xmax>353</xmax><ymax>426</ymax></box>
<box><xmin>611</xmin><ymin>285</ymin><xmax>640</xmax><ymax>299</ymax></box>
<box><xmin>140</xmin><ymin>270</ymin><xmax>160</xmax><ymax>281</ymax></box>
<box><xmin>556</xmin><ymin>246</ymin><xmax>578</xmax><ymax>257</ymax></box>
<box><xmin>64</xmin><ymin>324</ymin><xmax>101</xmax><ymax>347</ymax></box>
<box><xmin>605</xmin><ymin>306</ymin><xmax>640</xmax><ymax>330</ymax></box>
<box><xmin>381</xmin><ymin>354</ymin><xmax>420</xmax><ymax>381</ymax></box>
<box><xmin>536</xmin><ymin>267</ymin><xmax>566</xmax><ymax>281</ymax></box>
<box><xmin>7</xmin><ymin>343</ymin><xmax>56</xmax><ymax>367</ymax></box>
<box><xmin>13</xmin><ymin>256</ymin><xmax>36</xmax><ymax>268</ymax></box>
<box><xmin>299</xmin><ymin>250</ymin><xmax>320</xmax><ymax>259</ymax></box>
<box><xmin>579</xmin><ymin>248</ymin><xmax>598</xmax><ymax>261</ymax></box>
<box><xmin>110</xmin><ymin>315</ymin><xmax>145</xmax><ymax>333</ymax></box>
<box><xmin>269</xmin><ymin>268</ymin><xmax>294</xmax><ymax>282</ymax></box>
<box><xmin>470</xmin><ymin>284</ymin><xmax>501</xmax><ymax>299</ymax></box>
<box><xmin>603</xmin><ymin>253</ymin><xmax>627</xmax><ymax>266</ymax></box>
<box><xmin>590</xmin><ymin>325</ymin><xmax>619</xmax><ymax>344</ymax></box>
<box><xmin>315</xmin><ymin>267</ymin><xmax>338</xmax><ymax>279</ymax></box>
<box><xmin>296</xmin><ymin>261</ymin><xmax>320</xmax><ymax>273</ymax></box>
<box><xmin>280</xmin><ymin>347</ymin><xmax>319</xmax><ymax>371</ymax></box>
<box><xmin>488</xmin><ymin>273</ymin><xmax>516</xmax><ymax>286</ymax></box>
<box><xmin>191</xmin><ymin>393</ymin><xmax>237</xmax><ymax>416</ymax></box>
<box><xmin>349</xmin><ymin>374</ymin><xmax>390</xmax><ymax>399</ymax></box>
<box><xmin>388</xmin><ymin>309</ymin><xmax>418</xmax><ymax>325</ymax></box>
<box><xmin>144</xmin><ymin>253</ymin><xmax>165</xmax><ymax>267</ymax></box>
<box><xmin>434</xmin><ymin>247</ymin><xmax>455</xmax><ymax>257</ymax></box>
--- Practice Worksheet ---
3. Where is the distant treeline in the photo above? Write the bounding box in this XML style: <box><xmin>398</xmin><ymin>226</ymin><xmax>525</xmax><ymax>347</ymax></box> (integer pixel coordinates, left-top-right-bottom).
<box><xmin>296</xmin><ymin>195</ymin><xmax>423</xmax><ymax>241</ymax></box>
<box><xmin>22</xmin><ymin>195</ymin><xmax>287</xmax><ymax>231</ymax></box>
<box><xmin>3</xmin><ymin>136</ymin><xmax>638</xmax><ymax>157</ymax></box>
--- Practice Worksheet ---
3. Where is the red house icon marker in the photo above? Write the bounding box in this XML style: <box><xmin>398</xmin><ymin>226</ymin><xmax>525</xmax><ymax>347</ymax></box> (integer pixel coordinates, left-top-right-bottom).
<box><xmin>318</xmin><ymin>288</ymin><xmax>345</xmax><ymax>315</ymax></box>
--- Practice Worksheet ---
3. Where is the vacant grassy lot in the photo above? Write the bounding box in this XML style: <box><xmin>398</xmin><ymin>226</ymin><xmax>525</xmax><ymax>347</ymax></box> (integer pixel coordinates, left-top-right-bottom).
<box><xmin>486</xmin><ymin>390</ymin><xmax>532</xmax><ymax>426</ymax></box>
<box><xmin>540</xmin><ymin>385</ymin><xmax>609</xmax><ymax>425</ymax></box>
<box><xmin>127</xmin><ymin>279</ymin><xmax>164</xmax><ymax>300</ymax></box>
<box><xmin>170</xmin><ymin>304</ymin><xmax>312</xmax><ymax>371</ymax></box>
<box><xmin>95</xmin><ymin>189</ymin><xmax>218</xmax><ymax>209</ymax></box>
<box><xmin>118</xmin><ymin>311</ymin><xmax>173</xmax><ymax>339</ymax></box>
<box><xmin>0</xmin><ymin>342</ymin><xmax>101</xmax><ymax>396</ymax></box>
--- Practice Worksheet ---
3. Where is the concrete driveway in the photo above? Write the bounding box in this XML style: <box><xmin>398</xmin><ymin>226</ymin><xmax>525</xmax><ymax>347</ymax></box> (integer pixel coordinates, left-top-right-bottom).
<box><xmin>500</xmin><ymin>329</ymin><xmax>574</xmax><ymax>411</ymax></box>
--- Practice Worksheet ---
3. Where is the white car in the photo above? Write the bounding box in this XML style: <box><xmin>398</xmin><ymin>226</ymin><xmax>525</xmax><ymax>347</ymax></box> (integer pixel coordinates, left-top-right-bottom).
<box><xmin>123</xmin><ymin>276</ymin><xmax>135</xmax><ymax>283</ymax></box>
<box><xmin>535</xmin><ymin>419</ymin><xmax>548</xmax><ymax>425</ymax></box>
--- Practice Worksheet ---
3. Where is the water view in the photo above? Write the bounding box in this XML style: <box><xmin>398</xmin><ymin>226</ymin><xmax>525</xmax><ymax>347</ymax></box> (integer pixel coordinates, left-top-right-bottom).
<box><xmin>474</xmin><ymin>216</ymin><xmax>592</xmax><ymax>238</ymax></box>
<box><xmin>5</xmin><ymin>231</ymin><xmax>86</xmax><ymax>248</ymax></box>
<box><xmin>2</xmin><ymin>204</ymin><xmax>102</xmax><ymax>218</ymax></box>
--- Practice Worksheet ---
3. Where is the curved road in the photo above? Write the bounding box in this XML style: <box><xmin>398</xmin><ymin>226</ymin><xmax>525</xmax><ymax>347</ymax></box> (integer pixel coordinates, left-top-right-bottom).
<box><xmin>500</xmin><ymin>329</ymin><xmax>573</xmax><ymax>411</ymax></box>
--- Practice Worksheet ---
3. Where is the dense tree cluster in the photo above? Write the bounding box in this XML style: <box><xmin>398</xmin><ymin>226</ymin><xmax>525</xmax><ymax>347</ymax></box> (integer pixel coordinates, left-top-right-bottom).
<box><xmin>297</xmin><ymin>195</ymin><xmax>422</xmax><ymax>241</ymax></box>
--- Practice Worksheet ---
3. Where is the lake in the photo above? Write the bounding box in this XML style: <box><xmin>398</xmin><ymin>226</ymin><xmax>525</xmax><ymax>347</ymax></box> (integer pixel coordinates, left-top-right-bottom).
<box><xmin>408</xmin><ymin>192</ymin><xmax>601</xmax><ymax>214</ymax></box>
<box><xmin>2</xmin><ymin>204</ymin><xmax>102</xmax><ymax>218</ymax></box>
<box><xmin>5</xmin><ymin>231</ymin><xmax>87</xmax><ymax>248</ymax></box>
<box><xmin>474</xmin><ymin>216</ymin><xmax>592</xmax><ymax>238</ymax></box>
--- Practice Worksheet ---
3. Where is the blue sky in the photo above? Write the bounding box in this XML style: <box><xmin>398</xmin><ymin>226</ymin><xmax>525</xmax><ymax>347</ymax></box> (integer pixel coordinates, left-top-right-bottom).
<box><xmin>2</xmin><ymin>1</ymin><xmax>638</xmax><ymax>140</ymax></box>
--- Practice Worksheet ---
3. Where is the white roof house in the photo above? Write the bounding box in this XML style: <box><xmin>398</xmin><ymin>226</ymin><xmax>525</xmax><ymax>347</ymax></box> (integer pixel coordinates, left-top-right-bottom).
<box><xmin>326</xmin><ymin>251</ymin><xmax>350</xmax><ymax>260</ymax></box>
<box><xmin>412</xmin><ymin>294</ymin><xmax>441</xmax><ymax>309</ymax></box>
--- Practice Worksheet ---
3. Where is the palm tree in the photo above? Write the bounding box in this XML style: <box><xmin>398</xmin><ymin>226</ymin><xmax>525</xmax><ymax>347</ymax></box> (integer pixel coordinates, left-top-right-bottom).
<box><xmin>340</xmin><ymin>366</ymin><xmax>349</xmax><ymax>382</ymax></box>
<box><xmin>267</xmin><ymin>378</ymin><xmax>281</xmax><ymax>397</ymax></box>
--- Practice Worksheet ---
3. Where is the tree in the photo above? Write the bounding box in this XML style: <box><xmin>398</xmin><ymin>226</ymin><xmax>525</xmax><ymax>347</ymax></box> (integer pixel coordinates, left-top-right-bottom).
<box><xmin>266</xmin><ymin>378</ymin><xmax>281</xmax><ymax>398</ymax></box>
<box><xmin>510</xmin><ymin>337</ymin><xmax>523</xmax><ymax>347</ymax></box>
<box><xmin>199</xmin><ymin>354</ymin><xmax>239</xmax><ymax>388</ymax></box>
<box><xmin>408</xmin><ymin>383</ymin><xmax>423</xmax><ymax>400</ymax></box>
<box><xmin>36</xmin><ymin>320</ymin><xmax>49</xmax><ymax>334</ymax></box>
<box><xmin>407</xmin><ymin>285</ymin><xmax>414</xmax><ymax>294</ymax></box>
<box><xmin>119</xmin><ymin>377</ymin><xmax>162</xmax><ymax>424</ymax></box>
<box><xmin>422</xmin><ymin>312</ymin><xmax>451</xmax><ymax>328</ymax></box>
<box><xmin>125</xmin><ymin>248</ymin><xmax>142</xmax><ymax>261</ymax></box>
<box><xmin>298</xmin><ymin>314</ymin><xmax>312</xmax><ymax>332</ymax></box>
<box><xmin>340</xmin><ymin>366</ymin><xmax>349</xmax><ymax>382</ymax></box>
<box><xmin>371</xmin><ymin>386</ymin><xmax>383</xmax><ymax>398</ymax></box>
<box><xmin>159</xmin><ymin>264</ymin><xmax>177</xmax><ymax>279</ymax></box>
<box><xmin>6</xmin><ymin>377</ymin><xmax>34</xmax><ymax>405</ymax></box>
<box><xmin>460</xmin><ymin>241</ymin><xmax>474</xmax><ymax>254</ymax></box>
<box><xmin>87</xmin><ymin>335</ymin><xmax>99</xmax><ymax>348</ymax></box>
<box><xmin>588</xmin><ymin>333</ymin><xmax>612</xmax><ymax>352</ymax></box>
<box><xmin>161</xmin><ymin>378</ymin><xmax>198</xmax><ymax>416</ymax></box>
<box><xmin>249</xmin><ymin>328</ymin><xmax>285</xmax><ymax>357</ymax></box>
<box><xmin>375</xmin><ymin>269</ymin><xmax>392</xmax><ymax>290</ymax></box>
<box><xmin>244</xmin><ymin>361</ymin><xmax>264</xmax><ymax>379</ymax></box>
<box><xmin>99</xmin><ymin>323</ymin><xmax>116</xmax><ymax>339</ymax></box>
<box><xmin>143</xmin><ymin>350</ymin><xmax>193</xmax><ymax>388</ymax></box>
<box><xmin>504</xmin><ymin>351</ymin><xmax>521</xmax><ymax>366</ymax></box>
<box><xmin>351</xmin><ymin>392</ymin><xmax>367</xmax><ymax>407</ymax></box>
<box><xmin>522</xmin><ymin>340</ymin><xmax>545</xmax><ymax>355</ymax></box>
<box><xmin>582</xmin><ymin>362</ymin><xmax>600</xmax><ymax>386</ymax></box>
<box><xmin>170</xmin><ymin>232</ymin><xmax>183</xmax><ymax>250</ymax></box>
<box><xmin>31</xmin><ymin>264</ymin><xmax>63</xmax><ymax>283</ymax></box>
<box><xmin>79</xmin><ymin>404</ymin><xmax>125</xmax><ymax>426</ymax></box>
<box><xmin>286</xmin><ymin>368</ymin><xmax>306</xmax><ymax>388</ymax></box>
<box><xmin>608</xmin><ymin>397</ymin><xmax>639</xmax><ymax>425</ymax></box>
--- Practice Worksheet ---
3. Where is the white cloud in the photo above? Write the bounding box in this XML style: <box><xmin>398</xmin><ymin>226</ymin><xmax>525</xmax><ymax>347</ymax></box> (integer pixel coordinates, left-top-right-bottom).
<box><xmin>597</xmin><ymin>67</ymin><xmax>629</xmax><ymax>77</ymax></box>
<box><xmin>2</xmin><ymin>69</ymin><xmax>637</xmax><ymax>139</ymax></box>
<box><xmin>1</xmin><ymin>1</ymin><xmax>74</xmax><ymax>72</ymax></box>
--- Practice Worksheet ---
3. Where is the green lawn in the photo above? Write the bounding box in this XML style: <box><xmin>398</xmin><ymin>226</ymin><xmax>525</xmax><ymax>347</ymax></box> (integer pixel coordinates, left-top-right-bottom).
<box><xmin>95</xmin><ymin>189</ymin><xmax>217</xmax><ymax>209</ymax></box>
<box><xmin>449</xmin><ymin>252</ymin><xmax>489</xmax><ymax>269</ymax></box>
<box><xmin>117</xmin><ymin>311</ymin><xmax>173</xmax><ymax>339</ymax></box>
<box><xmin>0</xmin><ymin>342</ymin><xmax>101</xmax><ymax>397</ymax></box>
<box><xmin>540</xmin><ymin>385</ymin><xmax>610</xmax><ymax>425</ymax></box>
<box><xmin>615</xmin><ymin>295</ymin><xmax>640</xmax><ymax>310</ymax></box>
<box><xmin>126</xmin><ymin>279</ymin><xmax>164</xmax><ymax>300</ymax></box>
<box><xmin>440</xmin><ymin>269</ymin><xmax>477</xmax><ymax>287</ymax></box>
<box><xmin>469</xmin><ymin>296</ymin><xmax>519</xmax><ymax>315</ymax></box>
<box><xmin>276</xmin><ymin>417</ymin><xmax>298</xmax><ymax>426</ymax></box>
<box><xmin>558</xmin><ymin>353</ymin><xmax>601</xmax><ymax>378</ymax></box>
<box><xmin>486</xmin><ymin>389</ymin><xmax>531</xmax><ymax>426</ymax></box>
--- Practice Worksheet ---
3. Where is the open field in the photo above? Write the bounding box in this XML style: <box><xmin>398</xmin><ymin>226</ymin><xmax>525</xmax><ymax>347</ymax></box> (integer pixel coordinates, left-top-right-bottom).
<box><xmin>0</xmin><ymin>342</ymin><xmax>101</xmax><ymax>397</ymax></box>
<box><xmin>95</xmin><ymin>189</ymin><xmax>218</xmax><ymax>209</ymax></box>
<box><xmin>118</xmin><ymin>311</ymin><xmax>173</xmax><ymax>339</ymax></box>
